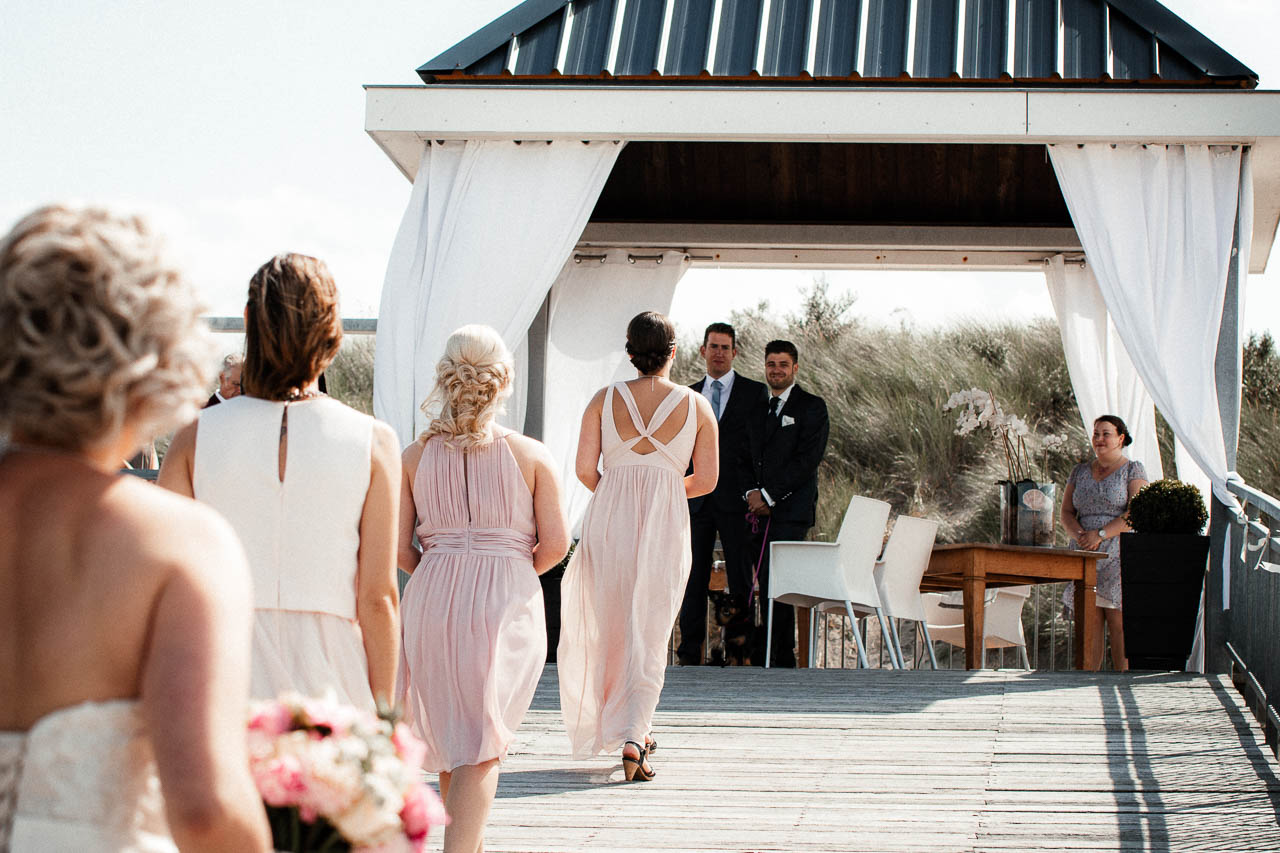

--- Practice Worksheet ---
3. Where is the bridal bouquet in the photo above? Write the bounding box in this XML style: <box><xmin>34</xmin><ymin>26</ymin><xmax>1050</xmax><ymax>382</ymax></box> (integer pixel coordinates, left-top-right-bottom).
<box><xmin>247</xmin><ymin>693</ymin><xmax>447</xmax><ymax>852</ymax></box>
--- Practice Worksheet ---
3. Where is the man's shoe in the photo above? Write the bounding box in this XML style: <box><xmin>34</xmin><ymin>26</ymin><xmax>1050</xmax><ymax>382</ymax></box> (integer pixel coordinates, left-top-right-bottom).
<box><xmin>676</xmin><ymin>654</ymin><xmax>701</xmax><ymax>666</ymax></box>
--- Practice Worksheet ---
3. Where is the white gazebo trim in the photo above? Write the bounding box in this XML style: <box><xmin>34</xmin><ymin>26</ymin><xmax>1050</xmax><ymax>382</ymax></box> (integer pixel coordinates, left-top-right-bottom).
<box><xmin>578</xmin><ymin>223</ymin><xmax>1084</xmax><ymax>270</ymax></box>
<box><xmin>365</xmin><ymin>85</ymin><xmax>1280</xmax><ymax>271</ymax></box>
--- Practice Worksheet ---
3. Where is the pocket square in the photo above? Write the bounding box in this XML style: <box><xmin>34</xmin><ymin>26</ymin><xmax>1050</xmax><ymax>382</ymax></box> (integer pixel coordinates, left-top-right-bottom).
<box><xmin>781</xmin><ymin>414</ymin><xmax>796</xmax><ymax>427</ymax></box>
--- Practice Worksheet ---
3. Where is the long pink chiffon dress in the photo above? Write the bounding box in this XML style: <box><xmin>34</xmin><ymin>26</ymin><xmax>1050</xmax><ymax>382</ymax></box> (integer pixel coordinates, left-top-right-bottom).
<box><xmin>400</xmin><ymin>430</ymin><xmax>547</xmax><ymax>773</ymax></box>
<box><xmin>558</xmin><ymin>382</ymin><xmax>698</xmax><ymax>758</ymax></box>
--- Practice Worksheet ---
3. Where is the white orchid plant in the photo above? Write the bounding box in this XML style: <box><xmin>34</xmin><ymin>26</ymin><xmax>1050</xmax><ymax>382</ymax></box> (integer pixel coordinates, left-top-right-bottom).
<box><xmin>944</xmin><ymin>388</ymin><xmax>1068</xmax><ymax>483</ymax></box>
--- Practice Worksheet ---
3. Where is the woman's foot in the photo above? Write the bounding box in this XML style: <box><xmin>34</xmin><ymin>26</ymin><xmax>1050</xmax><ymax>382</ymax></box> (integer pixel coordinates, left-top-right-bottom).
<box><xmin>621</xmin><ymin>741</ymin><xmax>654</xmax><ymax>782</ymax></box>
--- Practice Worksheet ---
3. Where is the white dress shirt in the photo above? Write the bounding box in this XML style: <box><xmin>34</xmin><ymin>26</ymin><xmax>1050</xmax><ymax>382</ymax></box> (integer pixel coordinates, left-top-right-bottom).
<box><xmin>699</xmin><ymin>369</ymin><xmax>735</xmax><ymax>418</ymax></box>
<box><xmin>753</xmin><ymin>382</ymin><xmax>795</xmax><ymax>507</ymax></box>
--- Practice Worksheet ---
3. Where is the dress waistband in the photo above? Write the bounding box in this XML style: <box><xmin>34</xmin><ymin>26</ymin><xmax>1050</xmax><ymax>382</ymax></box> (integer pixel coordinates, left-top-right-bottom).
<box><xmin>418</xmin><ymin>527</ymin><xmax>534</xmax><ymax>559</ymax></box>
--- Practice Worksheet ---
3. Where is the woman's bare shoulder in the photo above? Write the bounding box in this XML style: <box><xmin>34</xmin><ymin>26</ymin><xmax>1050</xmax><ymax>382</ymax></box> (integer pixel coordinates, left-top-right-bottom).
<box><xmin>97</xmin><ymin>478</ymin><xmax>246</xmax><ymax>581</ymax></box>
<box><xmin>400</xmin><ymin>434</ymin><xmax>428</xmax><ymax>468</ymax></box>
<box><xmin>504</xmin><ymin>431</ymin><xmax>554</xmax><ymax>467</ymax></box>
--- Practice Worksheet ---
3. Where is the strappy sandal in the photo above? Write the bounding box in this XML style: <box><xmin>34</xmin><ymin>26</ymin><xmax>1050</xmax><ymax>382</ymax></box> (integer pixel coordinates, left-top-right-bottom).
<box><xmin>645</xmin><ymin>736</ymin><xmax>658</xmax><ymax>755</ymax></box>
<box><xmin>621</xmin><ymin>741</ymin><xmax>655</xmax><ymax>782</ymax></box>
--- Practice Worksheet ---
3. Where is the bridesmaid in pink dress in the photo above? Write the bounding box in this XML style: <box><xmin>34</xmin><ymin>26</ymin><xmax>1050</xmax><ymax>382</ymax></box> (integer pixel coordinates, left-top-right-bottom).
<box><xmin>558</xmin><ymin>311</ymin><xmax>719</xmax><ymax>782</ymax></box>
<box><xmin>398</xmin><ymin>325</ymin><xmax>569</xmax><ymax>853</ymax></box>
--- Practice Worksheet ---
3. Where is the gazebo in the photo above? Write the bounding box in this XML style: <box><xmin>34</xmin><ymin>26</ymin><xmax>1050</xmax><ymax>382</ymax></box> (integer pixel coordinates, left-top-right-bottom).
<box><xmin>364</xmin><ymin>0</ymin><xmax>1280</xmax><ymax>698</ymax></box>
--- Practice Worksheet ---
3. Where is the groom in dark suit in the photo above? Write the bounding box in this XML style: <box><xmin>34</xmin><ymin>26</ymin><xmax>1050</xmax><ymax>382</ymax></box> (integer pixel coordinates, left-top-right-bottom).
<box><xmin>740</xmin><ymin>339</ymin><xmax>830</xmax><ymax>667</ymax></box>
<box><xmin>676</xmin><ymin>322</ymin><xmax>767</xmax><ymax>666</ymax></box>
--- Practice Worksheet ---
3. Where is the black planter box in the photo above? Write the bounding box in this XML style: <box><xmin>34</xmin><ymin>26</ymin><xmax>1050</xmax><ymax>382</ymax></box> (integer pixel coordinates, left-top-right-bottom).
<box><xmin>1120</xmin><ymin>533</ymin><xmax>1210</xmax><ymax>671</ymax></box>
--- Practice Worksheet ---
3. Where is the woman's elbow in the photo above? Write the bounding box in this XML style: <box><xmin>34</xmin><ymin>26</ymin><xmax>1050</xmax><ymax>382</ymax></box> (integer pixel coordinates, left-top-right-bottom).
<box><xmin>543</xmin><ymin>533</ymin><xmax>571</xmax><ymax>566</ymax></box>
<box><xmin>688</xmin><ymin>474</ymin><xmax>717</xmax><ymax>499</ymax></box>
<box><xmin>166</xmin><ymin>792</ymin><xmax>269</xmax><ymax>852</ymax></box>
<box><xmin>357</xmin><ymin>586</ymin><xmax>399</xmax><ymax>620</ymax></box>
<box><xmin>396</xmin><ymin>546</ymin><xmax>420</xmax><ymax>574</ymax></box>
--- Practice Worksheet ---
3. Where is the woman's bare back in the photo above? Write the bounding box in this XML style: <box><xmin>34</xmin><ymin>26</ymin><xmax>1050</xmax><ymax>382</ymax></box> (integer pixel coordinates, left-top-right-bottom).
<box><xmin>0</xmin><ymin>451</ymin><xmax>245</xmax><ymax>730</ymax></box>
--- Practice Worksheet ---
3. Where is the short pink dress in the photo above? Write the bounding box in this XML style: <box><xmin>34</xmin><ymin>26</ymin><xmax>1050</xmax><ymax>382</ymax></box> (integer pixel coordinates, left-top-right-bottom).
<box><xmin>399</xmin><ymin>432</ymin><xmax>546</xmax><ymax>773</ymax></box>
<box><xmin>558</xmin><ymin>382</ymin><xmax>697</xmax><ymax>758</ymax></box>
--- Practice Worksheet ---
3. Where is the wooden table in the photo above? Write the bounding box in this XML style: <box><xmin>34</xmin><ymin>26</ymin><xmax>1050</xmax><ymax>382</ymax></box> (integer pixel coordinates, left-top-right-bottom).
<box><xmin>922</xmin><ymin>543</ymin><xmax>1103</xmax><ymax>670</ymax></box>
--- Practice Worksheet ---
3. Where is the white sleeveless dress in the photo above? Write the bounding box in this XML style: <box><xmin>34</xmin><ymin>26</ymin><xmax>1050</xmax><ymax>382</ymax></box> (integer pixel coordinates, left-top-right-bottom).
<box><xmin>194</xmin><ymin>395</ymin><xmax>376</xmax><ymax>711</ymax></box>
<box><xmin>1</xmin><ymin>701</ymin><xmax>176</xmax><ymax>851</ymax></box>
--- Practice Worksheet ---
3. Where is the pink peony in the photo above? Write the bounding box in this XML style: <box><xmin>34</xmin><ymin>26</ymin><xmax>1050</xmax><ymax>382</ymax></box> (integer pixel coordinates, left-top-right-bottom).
<box><xmin>247</xmin><ymin>701</ymin><xmax>295</xmax><ymax>737</ymax></box>
<box><xmin>252</xmin><ymin>755</ymin><xmax>307</xmax><ymax>807</ymax></box>
<box><xmin>391</xmin><ymin>723</ymin><xmax>427</xmax><ymax>770</ymax></box>
<box><xmin>399</xmin><ymin>782</ymin><xmax>447</xmax><ymax>846</ymax></box>
<box><xmin>299</xmin><ymin>694</ymin><xmax>370</xmax><ymax>738</ymax></box>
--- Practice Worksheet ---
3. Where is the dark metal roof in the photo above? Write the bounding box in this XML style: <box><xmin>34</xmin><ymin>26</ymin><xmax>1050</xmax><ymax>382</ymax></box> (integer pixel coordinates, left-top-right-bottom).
<box><xmin>419</xmin><ymin>0</ymin><xmax>1257</xmax><ymax>88</ymax></box>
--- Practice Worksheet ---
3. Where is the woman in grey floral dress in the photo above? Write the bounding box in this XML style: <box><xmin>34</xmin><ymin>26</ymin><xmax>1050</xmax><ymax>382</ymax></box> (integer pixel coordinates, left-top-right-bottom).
<box><xmin>1060</xmin><ymin>415</ymin><xmax>1149</xmax><ymax>671</ymax></box>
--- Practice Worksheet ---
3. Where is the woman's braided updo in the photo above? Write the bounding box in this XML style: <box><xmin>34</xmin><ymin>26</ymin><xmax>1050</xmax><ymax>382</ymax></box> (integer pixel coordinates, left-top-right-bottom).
<box><xmin>420</xmin><ymin>325</ymin><xmax>513</xmax><ymax>448</ymax></box>
<box><xmin>625</xmin><ymin>311</ymin><xmax>676</xmax><ymax>375</ymax></box>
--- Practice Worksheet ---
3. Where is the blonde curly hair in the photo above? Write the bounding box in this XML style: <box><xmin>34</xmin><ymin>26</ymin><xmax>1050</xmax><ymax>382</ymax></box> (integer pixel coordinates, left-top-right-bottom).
<box><xmin>419</xmin><ymin>325</ymin><xmax>513</xmax><ymax>448</ymax></box>
<box><xmin>0</xmin><ymin>205</ymin><xmax>215</xmax><ymax>450</ymax></box>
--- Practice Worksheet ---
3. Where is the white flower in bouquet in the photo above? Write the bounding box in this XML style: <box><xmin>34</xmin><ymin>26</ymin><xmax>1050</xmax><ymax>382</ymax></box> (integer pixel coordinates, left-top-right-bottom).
<box><xmin>247</xmin><ymin>693</ymin><xmax>447</xmax><ymax>852</ymax></box>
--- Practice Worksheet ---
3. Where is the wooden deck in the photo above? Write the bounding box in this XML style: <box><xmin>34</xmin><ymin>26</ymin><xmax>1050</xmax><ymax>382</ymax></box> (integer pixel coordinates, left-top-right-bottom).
<box><xmin>428</xmin><ymin>667</ymin><xmax>1280</xmax><ymax>852</ymax></box>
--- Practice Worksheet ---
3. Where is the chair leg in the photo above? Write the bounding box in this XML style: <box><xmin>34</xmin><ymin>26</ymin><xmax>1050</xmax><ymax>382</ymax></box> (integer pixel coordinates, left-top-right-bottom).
<box><xmin>888</xmin><ymin>616</ymin><xmax>906</xmax><ymax>670</ymax></box>
<box><xmin>921</xmin><ymin>622</ymin><xmax>939</xmax><ymax>670</ymax></box>
<box><xmin>765</xmin><ymin>599</ymin><xmax>774</xmax><ymax>669</ymax></box>
<box><xmin>874</xmin><ymin>608</ymin><xmax>899</xmax><ymax>669</ymax></box>
<box><xmin>807</xmin><ymin>609</ymin><xmax>815</xmax><ymax>668</ymax></box>
<box><xmin>844</xmin><ymin>602</ymin><xmax>870</xmax><ymax>668</ymax></box>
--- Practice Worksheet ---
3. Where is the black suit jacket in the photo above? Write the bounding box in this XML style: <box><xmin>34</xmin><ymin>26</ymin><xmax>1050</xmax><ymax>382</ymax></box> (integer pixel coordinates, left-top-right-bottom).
<box><xmin>688</xmin><ymin>373</ymin><xmax>768</xmax><ymax>515</ymax></box>
<box><xmin>739</xmin><ymin>384</ymin><xmax>830</xmax><ymax>527</ymax></box>
<box><xmin>204</xmin><ymin>393</ymin><xmax>221</xmax><ymax>409</ymax></box>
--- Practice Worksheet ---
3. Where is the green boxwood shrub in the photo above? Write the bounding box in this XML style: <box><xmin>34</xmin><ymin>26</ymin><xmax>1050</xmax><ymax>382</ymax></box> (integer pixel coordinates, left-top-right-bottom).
<box><xmin>1127</xmin><ymin>479</ymin><xmax>1208</xmax><ymax>535</ymax></box>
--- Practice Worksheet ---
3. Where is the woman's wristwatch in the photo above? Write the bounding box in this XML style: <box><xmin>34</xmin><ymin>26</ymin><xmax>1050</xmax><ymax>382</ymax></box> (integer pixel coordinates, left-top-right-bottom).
<box><xmin>1097</xmin><ymin>528</ymin><xmax>1108</xmax><ymax>540</ymax></box>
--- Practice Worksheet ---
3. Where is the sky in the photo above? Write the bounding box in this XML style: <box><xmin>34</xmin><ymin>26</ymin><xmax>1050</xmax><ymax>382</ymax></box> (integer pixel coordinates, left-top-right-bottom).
<box><xmin>2</xmin><ymin>0</ymin><xmax>1277</xmax><ymax>344</ymax></box>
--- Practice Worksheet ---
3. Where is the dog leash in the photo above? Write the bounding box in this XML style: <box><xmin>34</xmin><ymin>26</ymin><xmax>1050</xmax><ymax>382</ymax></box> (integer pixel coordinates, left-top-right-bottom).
<box><xmin>745</xmin><ymin>512</ymin><xmax>771</xmax><ymax>610</ymax></box>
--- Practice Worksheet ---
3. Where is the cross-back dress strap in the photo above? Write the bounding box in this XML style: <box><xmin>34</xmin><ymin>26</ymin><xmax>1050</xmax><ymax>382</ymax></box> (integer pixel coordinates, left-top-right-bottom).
<box><xmin>608</xmin><ymin>382</ymin><xmax>691</xmax><ymax>467</ymax></box>
<box><xmin>614</xmin><ymin>381</ymin><xmax>684</xmax><ymax>439</ymax></box>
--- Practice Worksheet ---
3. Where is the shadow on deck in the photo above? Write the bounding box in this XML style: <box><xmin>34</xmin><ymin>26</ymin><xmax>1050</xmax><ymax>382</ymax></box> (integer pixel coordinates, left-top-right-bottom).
<box><xmin>430</xmin><ymin>667</ymin><xmax>1280</xmax><ymax>852</ymax></box>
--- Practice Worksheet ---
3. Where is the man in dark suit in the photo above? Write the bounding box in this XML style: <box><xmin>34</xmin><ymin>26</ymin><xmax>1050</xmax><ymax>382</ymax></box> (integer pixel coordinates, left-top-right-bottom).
<box><xmin>204</xmin><ymin>354</ymin><xmax>243</xmax><ymax>408</ymax></box>
<box><xmin>740</xmin><ymin>339</ymin><xmax>830</xmax><ymax>667</ymax></box>
<box><xmin>676</xmin><ymin>322</ymin><xmax>767</xmax><ymax>666</ymax></box>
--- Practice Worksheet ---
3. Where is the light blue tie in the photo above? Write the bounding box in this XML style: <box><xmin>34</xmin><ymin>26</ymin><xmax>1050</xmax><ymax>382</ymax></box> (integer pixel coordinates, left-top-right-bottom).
<box><xmin>710</xmin><ymin>379</ymin><xmax>723</xmax><ymax>420</ymax></box>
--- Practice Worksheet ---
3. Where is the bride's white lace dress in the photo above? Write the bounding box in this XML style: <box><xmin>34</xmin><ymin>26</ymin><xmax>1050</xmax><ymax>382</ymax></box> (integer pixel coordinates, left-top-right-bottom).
<box><xmin>0</xmin><ymin>700</ymin><xmax>175</xmax><ymax>852</ymax></box>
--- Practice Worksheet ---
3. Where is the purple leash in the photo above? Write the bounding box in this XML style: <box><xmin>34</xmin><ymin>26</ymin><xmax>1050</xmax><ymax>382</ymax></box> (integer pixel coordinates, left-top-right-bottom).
<box><xmin>745</xmin><ymin>512</ymin><xmax>771</xmax><ymax>608</ymax></box>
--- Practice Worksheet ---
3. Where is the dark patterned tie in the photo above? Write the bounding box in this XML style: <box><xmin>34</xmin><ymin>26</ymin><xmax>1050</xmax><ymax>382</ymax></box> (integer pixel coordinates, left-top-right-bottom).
<box><xmin>769</xmin><ymin>396</ymin><xmax>781</xmax><ymax>419</ymax></box>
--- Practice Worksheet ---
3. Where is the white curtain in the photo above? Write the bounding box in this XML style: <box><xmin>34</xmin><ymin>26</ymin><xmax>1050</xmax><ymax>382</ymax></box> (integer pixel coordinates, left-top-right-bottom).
<box><xmin>543</xmin><ymin>250</ymin><xmax>690</xmax><ymax>531</ymax></box>
<box><xmin>1043</xmin><ymin>255</ymin><xmax>1163</xmax><ymax>481</ymax></box>
<box><xmin>373</xmin><ymin>139</ymin><xmax>623</xmax><ymax>446</ymax></box>
<box><xmin>1048</xmin><ymin>144</ymin><xmax>1249</xmax><ymax>507</ymax></box>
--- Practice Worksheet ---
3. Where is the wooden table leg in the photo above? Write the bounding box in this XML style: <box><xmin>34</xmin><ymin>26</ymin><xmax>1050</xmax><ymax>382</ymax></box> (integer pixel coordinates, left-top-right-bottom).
<box><xmin>1073</xmin><ymin>556</ymin><xmax>1098</xmax><ymax>670</ymax></box>
<box><xmin>797</xmin><ymin>607</ymin><xmax>811</xmax><ymax>668</ymax></box>
<box><xmin>962</xmin><ymin>551</ymin><xmax>986</xmax><ymax>670</ymax></box>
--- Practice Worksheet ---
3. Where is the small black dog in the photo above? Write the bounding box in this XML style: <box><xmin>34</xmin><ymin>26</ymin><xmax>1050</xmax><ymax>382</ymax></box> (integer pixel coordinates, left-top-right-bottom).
<box><xmin>706</xmin><ymin>591</ymin><xmax>757</xmax><ymax>666</ymax></box>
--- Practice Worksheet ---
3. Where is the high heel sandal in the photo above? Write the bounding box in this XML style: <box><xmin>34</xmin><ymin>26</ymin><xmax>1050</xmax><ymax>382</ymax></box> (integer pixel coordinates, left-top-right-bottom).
<box><xmin>621</xmin><ymin>741</ymin><xmax>655</xmax><ymax>782</ymax></box>
<box><xmin>645</xmin><ymin>736</ymin><xmax>658</xmax><ymax>755</ymax></box>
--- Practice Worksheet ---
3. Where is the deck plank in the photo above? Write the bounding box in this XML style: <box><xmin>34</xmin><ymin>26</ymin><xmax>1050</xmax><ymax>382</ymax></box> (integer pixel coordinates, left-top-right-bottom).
<box><xmin>421</xmin><ymin>667</ymin><xmax>1280</xmax><ymax>851</ymax></box>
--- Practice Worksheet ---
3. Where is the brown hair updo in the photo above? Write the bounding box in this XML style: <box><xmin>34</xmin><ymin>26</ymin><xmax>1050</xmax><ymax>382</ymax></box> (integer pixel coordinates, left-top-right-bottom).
<box><xmin>1094</xmin><ymin>414</ymin><xmax>1134</xmax><ymax>447</ymax></box>
<box><xmin>420</xmin><ymin>324</ymin><xmax>513</xmax><ymax>448</ymax></box>
<box><xmin>625</xmin><ymin>311</ymin><xmax>676</xmax><ymax>375</ymax></box>
<box><xmin>242</xmin><ymin>254</ymin><xmax>342</xmax><ymax>400</ymax></box>
<box><xmin>0</xmin><ymin>205</ymin><xmax>214</xmax><ymax>450</ymax></box>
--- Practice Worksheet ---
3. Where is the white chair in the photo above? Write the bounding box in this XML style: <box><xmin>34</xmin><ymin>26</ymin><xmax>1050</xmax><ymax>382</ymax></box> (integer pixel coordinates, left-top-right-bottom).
<box><xmin>766</xmin><ymin>495</ymin><xmax>895</xmax><ymax>669</ymax></box>
<box><xmin>872</xmin><ymin>515</ymin><xmax>941</xmax><ymax>669</ymax></box>
<box><xmin>920</xmin><ymin>585</ymin><xmax>1032</xmax><ymax>669</ymax></box>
